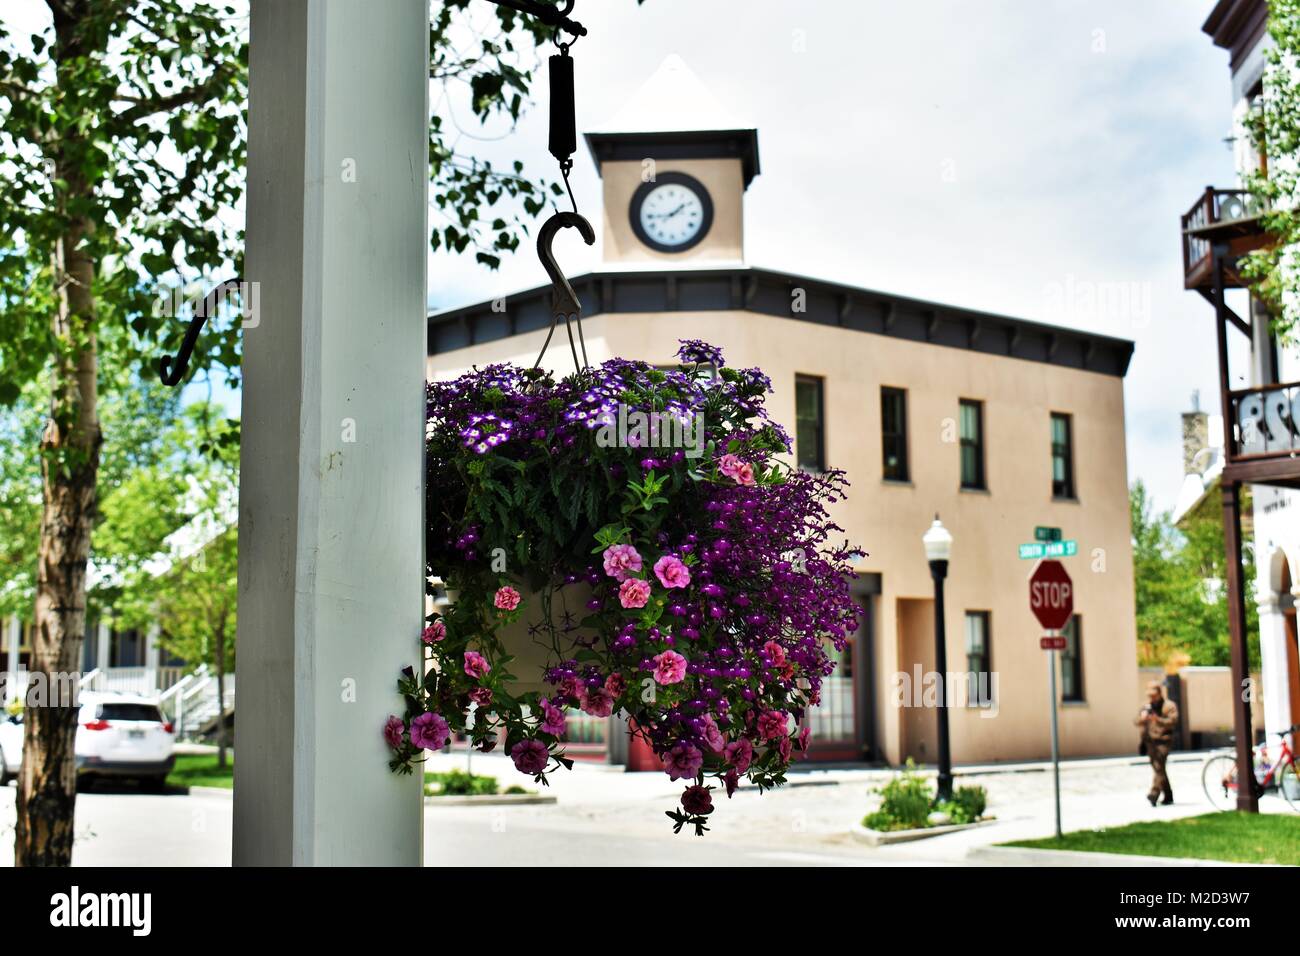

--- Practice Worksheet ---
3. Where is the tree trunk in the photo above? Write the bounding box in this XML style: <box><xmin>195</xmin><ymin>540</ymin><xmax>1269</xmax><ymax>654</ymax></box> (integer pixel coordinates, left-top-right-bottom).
<box><xmin>17</xmin><ymin>3</ymin><xmax>100</xmax><ymax>866</ymax></box>
<box><xmin>215</xmin><ymin>623</ymin><xmax>227</xmax><ymax>769</ymax></box>
<box><xmin>16</xmin><ymin>219</ymin><xmax>100</xmax><ymax>867</ymax></box>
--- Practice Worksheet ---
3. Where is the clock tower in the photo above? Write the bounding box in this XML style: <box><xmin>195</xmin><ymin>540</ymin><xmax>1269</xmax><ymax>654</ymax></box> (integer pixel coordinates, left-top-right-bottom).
<box><xmin>583</xmin><ymin>55</ymin><xmax>759</xmax><ymax>266</ymax></box>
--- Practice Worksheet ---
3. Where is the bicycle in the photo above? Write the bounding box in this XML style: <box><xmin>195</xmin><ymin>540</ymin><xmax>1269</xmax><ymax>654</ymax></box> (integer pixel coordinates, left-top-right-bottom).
<box><xmin>1201</xmin><ymin>723</ymin><xmax>1300</xmax><ymax>811</ymax></box>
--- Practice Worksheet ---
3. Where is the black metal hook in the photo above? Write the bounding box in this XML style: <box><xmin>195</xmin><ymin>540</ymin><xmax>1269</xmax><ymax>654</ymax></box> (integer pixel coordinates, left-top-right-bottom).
<box><xmin>158</xmin><ymin>278</ymin><xmax>242</xmax><ymax>387</ymax></box>
<box><xmin>533</xmin><ymin>211</ymin><xmax>595</xmax><ymax>371</ymax></box>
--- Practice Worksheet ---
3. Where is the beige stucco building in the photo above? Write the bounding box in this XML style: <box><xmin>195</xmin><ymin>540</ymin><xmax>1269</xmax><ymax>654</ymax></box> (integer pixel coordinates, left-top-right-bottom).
<box><xmin>427</xmin><ymin>61</ymin><xmax>1140</xmax><ymax>766</ymax></box>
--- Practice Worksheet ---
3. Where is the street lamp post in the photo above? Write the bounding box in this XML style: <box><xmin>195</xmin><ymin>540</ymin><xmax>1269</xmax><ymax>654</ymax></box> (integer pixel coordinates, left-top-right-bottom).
<box><xmin>923</xmin><ymin>515</ymin><xmax>954</xmax><ymax>801</ymax></box>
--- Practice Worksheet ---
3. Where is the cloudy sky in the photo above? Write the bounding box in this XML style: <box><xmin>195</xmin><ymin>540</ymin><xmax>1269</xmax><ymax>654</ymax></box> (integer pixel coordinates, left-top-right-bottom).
<box><xmin>430</xmin><ymin>0</ymin><xmax>1251</xmax><ymax>514</ymax></box>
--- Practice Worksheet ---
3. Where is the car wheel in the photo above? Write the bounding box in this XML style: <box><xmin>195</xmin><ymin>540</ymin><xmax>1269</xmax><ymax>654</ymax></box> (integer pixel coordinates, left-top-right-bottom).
<box><xmin>143</xmin><ymin>774</ymin><xmax>169</xmax><ymax>793</ymax></box>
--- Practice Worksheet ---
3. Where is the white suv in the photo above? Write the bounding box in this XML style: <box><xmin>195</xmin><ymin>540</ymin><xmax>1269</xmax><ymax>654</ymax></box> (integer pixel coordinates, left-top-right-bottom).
<box><xmin>0</xmin><ymin>691</ymin><xmax>175</xmax><ymax>789</ymax></box>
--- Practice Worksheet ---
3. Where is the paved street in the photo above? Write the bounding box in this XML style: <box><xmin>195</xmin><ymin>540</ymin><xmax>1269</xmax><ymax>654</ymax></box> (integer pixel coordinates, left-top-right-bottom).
<box><xmin>0</xmin><ymin>750</ymin><xmax>1288</xmax><ymax>866</ymax></box>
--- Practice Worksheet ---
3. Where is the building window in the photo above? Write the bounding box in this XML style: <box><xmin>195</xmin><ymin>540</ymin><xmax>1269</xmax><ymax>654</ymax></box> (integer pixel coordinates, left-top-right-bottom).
<box><xmin>959</xmin><ymin>399</ymin><xmax>985</xmax><ymax>490</ymax></box>
<box><xmin>1061</xmin><ymin>615</ymin><xmax>1084</xmax><ymax>702</ymax></box>
<box><xmin>881</xmin><ymin>387</ymin><xmax>908</xmax><ymax>481</ymax></box>
<box><xmin>796</xmin><ymin>375</ymin><xmax>825</xmax><ymax>472</ymax></box>
<box><xmin>964</xmin><ymin>611</ymin><xmax>993</xmax><ymax>707</ymax></box>
<box><xmin>1051</xmin><ymin>412</ymin><xmax>1075</xmax><ymax>499</ymax></box>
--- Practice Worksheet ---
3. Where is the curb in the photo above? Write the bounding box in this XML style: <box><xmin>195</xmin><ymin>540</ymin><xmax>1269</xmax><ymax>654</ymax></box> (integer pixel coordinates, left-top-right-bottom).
<box><xmin>186</xmin><ymin>785</ymin><xmax>233</xmax><ymax>798</ymax></box>
<box><xmin>851</xmin><ymin>818</ymin><xmax>998</xmax><ymax>846</ymax></box>
<box><xmin>967</xmin><ymin>845</ymin><xmax>1269</xmax><ymax>867</ymax></box>
<box><xmin>424</xmin><ymin>792</ymin><xmax>556</xmax><ymax>807</ymax></box>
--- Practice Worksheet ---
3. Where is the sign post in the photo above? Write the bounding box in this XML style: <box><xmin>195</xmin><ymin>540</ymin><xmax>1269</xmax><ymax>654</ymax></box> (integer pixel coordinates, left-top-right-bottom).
<box><xmin>1029</xmin><ymin>559</ymin><xmax>1073</xmax><ymax>840</ymax></box>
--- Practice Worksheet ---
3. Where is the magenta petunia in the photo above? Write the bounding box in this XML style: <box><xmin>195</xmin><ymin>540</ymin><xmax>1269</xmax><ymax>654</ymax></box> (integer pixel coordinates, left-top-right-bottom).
<box><xmin>422</xmin><ymin>620</ymin><xmax>446</xmax><ymax>644</ymax></box>
<box><xmin>464</xmin><ymin>650</ymin><xmax>491</xmax><ymax>680</ymax></box>
<box><xmin>540</xmin><ymin>697</ymin><xmax>567</xmax><ymax>736</ymax></box>
<box><xmin>493</xmin><ymin>586</ymin><xmax>521</xmax><ymax>611</ymax></box>
<box><xmin>653</xmin><ymin>555</ymin><xmax>692</xmax><ymax>589</ymax></box>
<box><xmin>602</xmin><ymin>543</ymin><xmax>643</xmax><ymax>581</ymax></box>
<box><xmin>580</xmin><ymin>685</ymin><xmax>615</xmax><ymax>718</ymax></box>
<box><xmin>681</xmin><ymin>784</ymin><xmax>714</xmax><ymax>815</ymax></box>
<box><xmin>653</xmin><ymin>650</ymin><xmax>688</xmax><ymax>685</ymax></box>
<box><xmin>469</xmin><ymin>686</ymin><xmax>493</xmax><ymax>708</ymax></box>
<box><xmin>725</xmin><ymin>737</ymin><xmax>753</xmax><ymax>773</ymax></box>
<box><xmin>382</xmin><ymin>715</ymin><xmax>405</xmax><ymax>749</ymax></box>
<box><xmin>510</xmin><ymin>738</ymin><xmax>550</xmax><ymax>775</ymax></box>
<box><xmin>757</xmin><ymin>710</ymin><xmax>789</xmax><ymax>741</ymax></box>
<box><xmin>619</xmin><ymin>577</ymin><xmax>651</xmax><ymax>609</ymax></box>
<box><xmin>663</xmin><ymin>740</ymin><xmax>703</xmax><ymax>781</ymax></box>
<box><xmin>409</xmin><ymin>711</ymin><xmax>450</xmax><ymax>751</ymax></box>
<box><xmin>699</xmin><ymin>714</ymin><xmax>726</xmax><ymax>753</ymax></box>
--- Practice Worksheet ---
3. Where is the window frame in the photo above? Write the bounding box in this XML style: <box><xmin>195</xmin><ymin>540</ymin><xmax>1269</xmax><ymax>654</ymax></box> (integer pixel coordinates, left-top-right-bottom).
<box><xmin>958</xmin><ymin>398</ymin><xmax>985</xmax><ymax>490</ymax></box>
<box><xmin>795</xmin><ymin>374</ymin><xmax>826</xmax><ymax>473</ymax></box>
<box><xmin>1060</xmin><ymin>615</ymin><xmax>1085</xmax><ymax>703</ymax></box>
<box><xmin>1050</xmin><ymin>412</ymin><xmax>1076</xmax><ymax>500</ymax></box>
<box><xmin>963</xmin><ymin>610</ymin><xmax>993</xmax><ymax>708</ymax></box>
<box><xmin>880</xmin><ymin>386</ymin><xmax>909</xmax><ymax>482</ymax></box>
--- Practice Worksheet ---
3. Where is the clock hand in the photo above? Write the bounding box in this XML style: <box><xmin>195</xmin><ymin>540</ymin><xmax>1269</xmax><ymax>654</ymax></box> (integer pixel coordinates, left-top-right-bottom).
<box><xmin>648</xmin><ymin>203</ymin><xmax>687</xmax><ymax>220</ymax></box>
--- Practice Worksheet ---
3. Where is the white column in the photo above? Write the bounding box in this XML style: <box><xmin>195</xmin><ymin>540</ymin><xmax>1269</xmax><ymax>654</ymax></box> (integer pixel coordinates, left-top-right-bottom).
<box><xmin>95</xmin><ymin>619</ymin><xmax>110</xmax><ymax>672</ymax></box>
<box><xmin>1257</xmin><ymin>595</ymin><xmax>1293</xmax><ymax>741</ymax></box>
<box><xmin>234</xmin><ymin>0</ymin><xmax>427</xmax><ymax>865</ymax></box>
<box><xmin>144</xmin><ymin>622</ymin><xmax>160</xmax><ymax>690</ymax></box>
<box><xmin>6</xmin><ymin>616</ymin><xmax>18</xmax><ymax>703</ymax></box>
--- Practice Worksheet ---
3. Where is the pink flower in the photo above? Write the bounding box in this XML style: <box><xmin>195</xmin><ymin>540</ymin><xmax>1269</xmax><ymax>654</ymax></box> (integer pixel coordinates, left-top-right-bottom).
<box><xmin>718</xmin><ymin>453</ymin><xmax>744</xmax><ymax>481</ymax></box>
<box><xmin>580</xmin><ymin>685</ymin><xmax>615</xmax><ymax>718</ymax></box>
<box><xmin>776</xmin><ymin>735</ymin><xmax>792</xmax><ymax>762</ymax></box>
<box><xmin>681</xmin><ymin>784</ymin><xmax>714</xmax><ymax>815</ymax></box>
<box><xmin>723</xmin><ymin>768</ymin><xmax>741</xmax><ymax>798</ymax></box>
<box><xmin>510</xmin><ymin>738</ymin><xmax>550</xmax><ymax>775</ymax></box>
<box><xmin>798</xmin><ymin>725</ymin><xmax>812</xmax><ymax>752</ymax></box>
<box><xmin>409</xmin><ymin>712</ymin><xmax>450</xmax><ymax>751</ymax></box>
<box><xmin>653</xmin><ymin>650</ymin><xmax>688</xmax><ymax>685</ymax></box>
<box><xmin>757</xmin><ymin>710</ymin><xmax>789</xmax><ymax>741</ymax></box>
<box><xmin>422</xmin><ymin>620</ymin><xmax>446</xmax><ymax>644</ymax></box>
<box><xmin>736</xmin><ymin>462</ymin><xmax>756</xmax><ymax>486</ymax></box>
<box><xmin>382</xmin><ymin>715</ymin><xmax>405</xmax><ymax>749</ymax></box>
<box><xmin>469</xmin><ymin>687</ymin><xmax>493</xmax><ymax>708</ymax></box>
<box><xmin>663</xmin><ymin>741</ymin><xmax>703</xmax><ymax>781</ymax></box>
<box><xmin>602</xmin><ymin>544</ymin><xmax>643</xmax><ymax>581</ymax></box>
<box><xmin>558</xmin><ymin>675</ymin><xmax>583</xmax><ymax>701</ymax></box>
<box><xmin>540</xmin><ymin>698</ymin><xmax>567</xmax><ymax>736</ymax></box>
<box><xmin>725</xmin><ymin>737</ymin><xmax>753</xmax><ymax>773</ymax></box>
<box><xmin>494</xmin><ymin>586</ymin><xmax>521</xmax><ymax>611</ymax></box>
<box><xmin>463</xmin><ymin>650</ymin><xmax>491</xmax><ymax>680</ymax></box>
<box><xmin>653</xmin><ymin>555</ymin><xmax>692</xmax><ymax>589</ymax></box>
<box><xmin>604</xmin><ymin>672</ymin><xmax>626</xmax><ymax>696</ymax></box>
<box><xmin>619</xmin><ymin>577</ymin><xmax>651</xmax><ymax>609</ymax></box>
<box><xmin>763</xmin><ymin>640</ymin><xmax>787</xmax><ymax>668</ymax></box>
<box><xmin>700</xmin><ymin>714</ymin><xmax>726</xmax><ymax>753</ymax></box>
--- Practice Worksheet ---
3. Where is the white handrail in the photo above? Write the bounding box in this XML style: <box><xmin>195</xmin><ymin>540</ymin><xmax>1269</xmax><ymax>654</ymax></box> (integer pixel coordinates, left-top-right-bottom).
<box><xmin>78</xmin><ymin>668</ymin><xmax>101</xmax><ymax>691</ymax></box>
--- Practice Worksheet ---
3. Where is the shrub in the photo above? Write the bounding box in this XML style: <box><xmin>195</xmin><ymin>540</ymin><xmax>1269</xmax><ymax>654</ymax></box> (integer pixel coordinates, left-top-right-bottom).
<box><xmin>863</xmin><ymin>760</ymin><xmax>933</xmax><ymax>831</ymax></box>
<box><xmin>425</xmin><ymin>769</ymin><xmax>498</xmax><ymax>797</ymax></box>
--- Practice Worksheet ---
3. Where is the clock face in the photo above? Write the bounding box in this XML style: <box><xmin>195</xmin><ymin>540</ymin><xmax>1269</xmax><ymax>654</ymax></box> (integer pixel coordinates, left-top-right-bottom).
<box><xmin>630</xmin><ymin>173</ymin><xmax>713</xmax><ymax>252</ymax></box>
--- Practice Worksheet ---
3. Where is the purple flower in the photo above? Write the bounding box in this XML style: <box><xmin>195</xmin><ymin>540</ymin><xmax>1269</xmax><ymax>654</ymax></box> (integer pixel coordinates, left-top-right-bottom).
<box><xmin>409</xmin><ymin>712</ymin><xmax>450</xmax><ymax>751</ymax></box>
<box><xmin>699</xmin><ymin>714</ymin><xmax>726</xmax><ymax>753</ymax></box>
<box><xmin>664</xmin><ymin>741</ymin><xmax>703</xmax><ymax>781</ymax></box>
<box><xmin>580</xmin><ymin>685</ymin><xmax>615</xmax><ymax>718</ymax></box>
<box><xmin>382</xmin><ymin>715</ymin><xmax>405</xmax><ymax>749</ymax></box>
<box><xmin>725</xmin><ymin>738</ymin><xmax>754</xmax><ymax>773</ymax></box>
<box><xmin>511</xmin><ymin>738</ymin><xmax>549</xmax><ymax>775</ymax></box>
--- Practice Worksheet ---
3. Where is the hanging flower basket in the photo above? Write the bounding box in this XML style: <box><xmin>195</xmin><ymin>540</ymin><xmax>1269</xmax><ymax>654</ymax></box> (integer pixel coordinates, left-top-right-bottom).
<box><xmin>385</xmin><ymin>340</ymin><xmax>861</xmax><ymax>834</ymax></box>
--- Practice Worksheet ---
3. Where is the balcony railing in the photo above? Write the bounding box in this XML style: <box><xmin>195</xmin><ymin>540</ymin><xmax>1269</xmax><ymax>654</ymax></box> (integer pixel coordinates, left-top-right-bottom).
<box><xmin>1229</xmin><ymin>381</ymin><xmax>1300</xmax><ymax>461</ymax></box>
<box><xmin>1181</xmin><ymin>187</ymin><xmax>1268</xmax><ymax>290</ymax></box>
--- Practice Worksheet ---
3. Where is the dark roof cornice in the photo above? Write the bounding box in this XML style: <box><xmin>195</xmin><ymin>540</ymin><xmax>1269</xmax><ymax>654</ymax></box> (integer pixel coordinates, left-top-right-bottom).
<box><xmin>584</xmin><ymin>129</ymin><xmax>761</xmax><ymax>189</ymax></box>
<box><xmin>1203</xmin><ymin>0</ymin><xmax>1270</xmax><ymax>72</ymax></box>
<box><xmin>428</xmin><ymin>267</ymin><xmax>1134</xmax><ymax>378</ymax></box>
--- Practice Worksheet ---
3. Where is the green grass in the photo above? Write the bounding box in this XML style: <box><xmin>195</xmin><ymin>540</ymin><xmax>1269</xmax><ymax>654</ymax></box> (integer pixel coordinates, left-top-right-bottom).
<box><xmin>167</xmin><ymin>752</ymin><xmax>234</xmax><ymax>789</ymax></box>
<box><xmin>1003</xmin><ymin>812</ymin><xmax>1300</xmax><ymax>865</ymax></box>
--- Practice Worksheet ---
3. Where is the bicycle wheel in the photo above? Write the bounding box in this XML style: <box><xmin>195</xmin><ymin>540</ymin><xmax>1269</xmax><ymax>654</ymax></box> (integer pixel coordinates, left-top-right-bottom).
<box><xmin>1278</xmin><ymin>760</ymin><xmax>1300</xmax><ymax>811</ymax></box>
<box><xmin>1202</xmin><ymin>754</ymin><xmax>1239</xmax><ymax>811</ymax></box>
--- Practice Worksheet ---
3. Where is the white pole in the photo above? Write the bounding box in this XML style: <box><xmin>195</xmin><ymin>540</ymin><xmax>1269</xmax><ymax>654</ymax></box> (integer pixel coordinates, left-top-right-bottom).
<box><xmin>234</xmin><ymin>0</ymin><xmax>428</xmax><ymax>865</ymax></box>
<box><xmin>95</xmin><ymin>619</ymin><xmax>111</xmax><ymax>675</ymax></box>
<box><xmin>1047</xmin><ymin>636</ymin><xmax>1062</xmax><ymax>839</ymax></box>
<box><xmin>144</xmin><ymin>621</ymin><xmax>160</xmax><ymax>692</ymax></box>
<box><xmin>5</xmin><ymin>616</ymin><xmax>18</xmax><ymax>703</ymax></box>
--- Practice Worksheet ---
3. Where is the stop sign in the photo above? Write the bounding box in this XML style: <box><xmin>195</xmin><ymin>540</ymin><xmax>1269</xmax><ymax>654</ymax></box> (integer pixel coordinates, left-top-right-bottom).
<box><xmin>1029</xmin><ymin>559</ymin><xmax>1073</xmax><ymax>630</ymax></box>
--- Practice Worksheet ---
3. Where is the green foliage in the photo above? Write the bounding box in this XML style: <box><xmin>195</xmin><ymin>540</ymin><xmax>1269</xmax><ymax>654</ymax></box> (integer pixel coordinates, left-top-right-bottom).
<box><xmin>1130</xmin><ymin>481</ymin><xmax>1259</xmax><ymax>668</ymax></box>
<box><xmin>863</xmin><ymin>760</ymin><xmax>934</xmax><ymax>831</ymax></box>
<box><xmin>937</xmin><ymin>784</ymin><xmax>988</xmax><ymax>825</ymax></box>
<box><xmin>423</xmin><ymin>769</ymin><xmax>500</xmax><ymax>797</ymax></box>
<box><xmin>1243</xmin><ymin>0</ymin><xmax>1300</xmax><ymax>339</ymax></box>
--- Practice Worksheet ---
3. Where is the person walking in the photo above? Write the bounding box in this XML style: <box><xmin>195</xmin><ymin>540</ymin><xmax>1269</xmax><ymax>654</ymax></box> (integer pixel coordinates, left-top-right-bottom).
<box><xmin>1136</xmin><ymin>680</ymin><xmax>1179</xmax><ymax>806</ymax></box>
